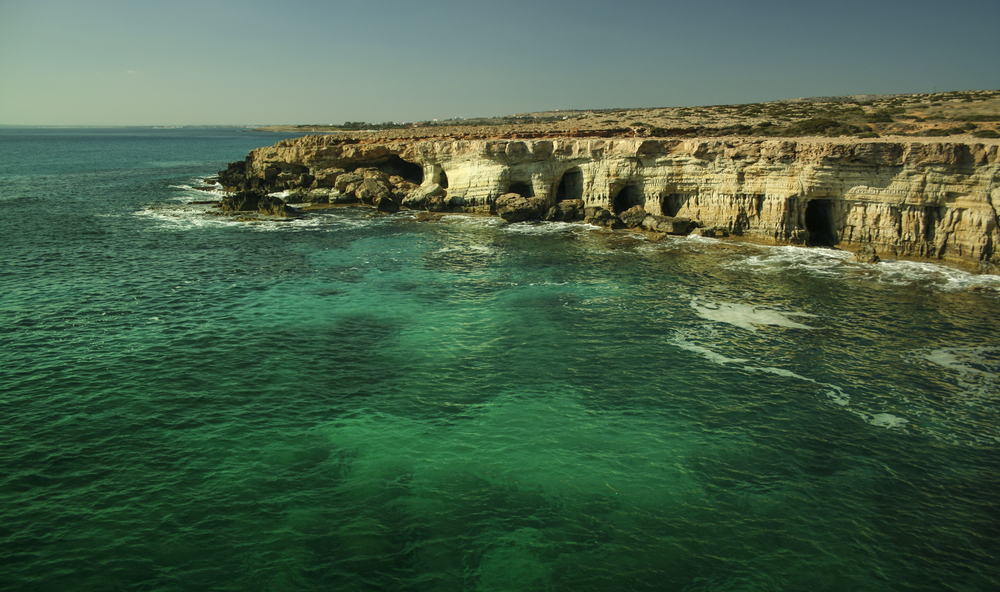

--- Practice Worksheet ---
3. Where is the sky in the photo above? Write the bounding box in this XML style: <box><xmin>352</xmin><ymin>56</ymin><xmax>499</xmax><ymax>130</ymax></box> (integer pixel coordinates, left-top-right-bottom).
<box><xmin>1</xmin><ymin>0</ymin><xmax>998</xmax><ymax>126</ymax></box>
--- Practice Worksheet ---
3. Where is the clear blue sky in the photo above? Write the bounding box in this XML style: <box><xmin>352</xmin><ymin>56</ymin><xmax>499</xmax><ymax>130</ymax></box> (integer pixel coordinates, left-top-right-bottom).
<box><xmin>2</xmin><ymin>0</ymin><xmax>998</xmax><ymax>126</ymax></box>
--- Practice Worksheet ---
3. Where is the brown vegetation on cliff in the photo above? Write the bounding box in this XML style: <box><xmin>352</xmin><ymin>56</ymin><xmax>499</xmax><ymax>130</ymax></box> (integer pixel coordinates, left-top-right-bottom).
<box><xmin>257</xmin><ymin>89</ymin><xmax>1000</xmax><ymax>143</ymax></box>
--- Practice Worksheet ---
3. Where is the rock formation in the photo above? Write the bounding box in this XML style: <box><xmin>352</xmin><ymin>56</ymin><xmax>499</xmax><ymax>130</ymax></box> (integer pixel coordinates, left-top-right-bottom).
<box><xmin>219</xmin><ymin>189</ymin><xmax>298</xmax><ymax>218</ymax></box>
<box><xmin>218</xmin><ymin>136</ymin><xmax>1000</xmax><ymax>270</ymax></box>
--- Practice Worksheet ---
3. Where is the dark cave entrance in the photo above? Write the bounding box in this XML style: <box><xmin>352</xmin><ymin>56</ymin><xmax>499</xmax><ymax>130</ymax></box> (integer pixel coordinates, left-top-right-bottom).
<box><xmin>805</xmin><ymin>199</ymin><xmax>837</xmax><ymax>247</ymax></box>
<box><xmin>377</xmin><ymin>155</ymin><xmax>424</xmax><ymax>184</ymax></box>
<box><xmin>662</xmin><ymin>194</ymin><xmax>690</xmax><ymax>217</ymax></box>
<box><xmin>612</xmin><ymin>184</ymin><xmax>644</xmax><ymax>214</ymax></box>
<box><xmin>556</xmin><ymin>168</ymin><xmax>584</xmax><ymax>201</ymax></box>
<box><xmin>508</xmin><ymin>181</ymin><xmax>534</xmax><ymax>197</ymax></box>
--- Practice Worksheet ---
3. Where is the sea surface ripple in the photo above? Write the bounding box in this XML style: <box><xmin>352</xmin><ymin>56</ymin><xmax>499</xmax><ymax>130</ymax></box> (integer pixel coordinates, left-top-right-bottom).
<box><xmin>1</xmin><ymin>128</ymin><xmax>999</xmax><ymax>592</ymax></box>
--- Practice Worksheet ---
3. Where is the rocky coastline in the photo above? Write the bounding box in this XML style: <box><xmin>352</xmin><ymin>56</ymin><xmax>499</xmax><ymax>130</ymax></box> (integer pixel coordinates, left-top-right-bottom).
<box><xmin>214</xmin><ymin>135</ymin><xmax>1000</xmax><ymax>273</ymax></box>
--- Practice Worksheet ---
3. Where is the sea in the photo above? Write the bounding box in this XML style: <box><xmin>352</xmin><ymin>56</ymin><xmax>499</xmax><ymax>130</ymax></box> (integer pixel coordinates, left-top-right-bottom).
<box><xmin>2</xmin><ymin>127</ymin><xmax>999</xmax><ymax>592</ymax></box>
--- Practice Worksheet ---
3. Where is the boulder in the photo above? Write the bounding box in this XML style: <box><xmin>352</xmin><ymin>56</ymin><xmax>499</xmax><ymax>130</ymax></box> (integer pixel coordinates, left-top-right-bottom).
<box><xmin>425</xmin><ymin>195</ymin><xmax>455</xmax><ymax>212</ymax></box>
<box><xmin>495</xmin><ymin>193</ymin><xmax>547</xmax><ymax>222</ymax></box>
<box><xmin>561</xmin><ymin>199</ymin><xmax>585</xmax><ymax>220</ymax></box>
<box><xmin>355</xmin><ymin>176</ymin><xmax>393</xmax><ymax>205</ymax></box>
<box><xmin>583</xmin><ymin>206</ymin><xmax>623</xmax><ymax>229</ymax></box>
<box><xmin>692</xmin><ymin>226</ymin><xmax>729</xmax><ymax>238</ymax></box>
<box><xmin>618</xmin><ymin>204</ymin><xmax>647</xmax><ymax>228</ymax></box>
<box><xmin>392</xmin><ymin>181</ymin><xmax>421</xmax><ymax>204</ymax></box>
<box><xmin>374</xmin><ymin>193</ymin><xmax>400</xmax><ymax>213</ymax></box>
<box><xmin>853</xmin><ymin>243</ymin><xmax>881</xmax><ymax>264</ymax></box>
<box><xmin>334</xmin><ymin>171</ymin><xmax>365</xmax><ymax>193</ymax></box>
<box><xmin>401</xmin><ymin>183</ymin><xmax>445</xmax><ymax>210</ymax></box>
<box><xmin>642</xmin><ymin>214</ymin><xmax>691</xmax><ymax>234</ymax></box>
<box><xmin>544</xmin><ymin>199</ymin><xmax>585</xmax><ymax>221</ymax></box>
<box><xmin>313</xmin><ymin>167</ymin><xmax>344</xmax><ymax>188</ymax></box>
<box><xmin>257</xmin><ymin>194</ymin><xmax>298</xmax><ymax>217</ymax></box>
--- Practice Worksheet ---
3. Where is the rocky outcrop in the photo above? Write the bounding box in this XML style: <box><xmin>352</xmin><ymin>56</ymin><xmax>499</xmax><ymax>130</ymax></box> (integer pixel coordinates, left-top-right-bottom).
<box><xmin>219</xmin><ymin>190</ymin><xmax>297</xmax><ymax>218</ymax></box>
<box><xmin>495</xmin><ymin>193</ymin><xmax>548</xmax><ymax>222</ymax></box>
<box><xmin>219</xmin><ymin>136</ymin><xmax>1000</xmax><ymax>270</ymax></box>
<box><xmin>853</xmin><ymin>243</ymin><xmax>881</xmax><ymax>264</ymax></box>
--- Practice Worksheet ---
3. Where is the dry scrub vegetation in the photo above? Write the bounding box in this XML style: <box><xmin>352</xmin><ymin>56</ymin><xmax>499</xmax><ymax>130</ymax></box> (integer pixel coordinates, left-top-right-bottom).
<box><xmin>259</xmin><ymin>90</ymin><xmax>1000</xmax><ymax>142</ymax></box>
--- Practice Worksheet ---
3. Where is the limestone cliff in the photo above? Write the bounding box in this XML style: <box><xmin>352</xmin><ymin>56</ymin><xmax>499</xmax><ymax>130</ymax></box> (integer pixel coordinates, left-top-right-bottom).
<box><xmin>219</xmin><ymin>136</ymin><xmax>1000</xmax><ymax>270</ymax></box>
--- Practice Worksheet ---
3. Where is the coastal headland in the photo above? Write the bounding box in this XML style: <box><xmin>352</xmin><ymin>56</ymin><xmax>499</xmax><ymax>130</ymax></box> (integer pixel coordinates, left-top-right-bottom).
<box><xmin>216</xmin><ymin>91</ymin><xmax>1000</xmax><ymax>272</ymax></box>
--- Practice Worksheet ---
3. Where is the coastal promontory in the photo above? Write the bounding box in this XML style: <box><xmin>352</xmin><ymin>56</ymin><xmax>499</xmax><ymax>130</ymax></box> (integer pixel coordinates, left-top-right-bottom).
<box><xmin>218</xmin><ymin>92</ymin><xmax>1000</xmax><ymax>272</ymax></box>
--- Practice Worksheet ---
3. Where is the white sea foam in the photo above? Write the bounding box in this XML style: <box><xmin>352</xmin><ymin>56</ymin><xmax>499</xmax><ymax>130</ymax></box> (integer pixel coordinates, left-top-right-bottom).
<box><xmin>755</xmin><ymin>366</ymin><xmax>815</xmax><ymax>381</ymax></box>
<box><xmin>873</xmin><ymin>259</ymin><xmax>1000</xmax><ymax>292</ymax></box>
<box><xmin>670</xmin><ymin>336</ymin><xmax>749</xmax><ymax>365</ymax></box>
<box><xmin>167</xmin><ymin>179</ymin><xmax>228</xmax><ymax>203</ymax></box>
<box><xmin>729</xmin><ymin>243</ymin><xmax>1000</xmax><ymax>293</ymax></box>
<box><xmin>134</xmin><ymin>206</ymin><xmax>237</xmax><ymax>230</ymax></box>
<box><xmin>503</xmin><ymin>220</ymin><xmax>582</xmax><ymax>235</ymax></box>
<box><xmin>924</xmin><ymin>348</ymin><xmax>984</xmax><ymax>372</ymax></box>
<box><xmin>825</xmin><ymin>388</ymin><xmax>851</xmax><ymax>406</ymax></box>
<box><xmin>690</xmin><ymin>300</ymin><xmax>815</xmax><ymax>331</ymax></box>
<box><xmin>438</xmin><ymin>214</ymin><xmax>503</xmax><ymax>228</ymax></box>
<box><xmin>433</xmin><ymin>244</ymin><xmax>495</xmax><ymax>255</ymax></box>
<box><xmin>246</xmin><ymin>217</ymin><xmax>324</xmax><ymax>232</ymax></box>
<box><xmin>681</xmin><ymin>233</ymin><xmax>719</xmax><ymax>243</ymax></box>
<box><xmin>920</xmin><ymin>346</ymin><xmax>1000</xmax><ymax>401</ymax></box>
<box><xmin>135</xmin><ymin>203</ymin><xmax>325</xmax><ymax>232</ymax></box>
<box><xmin>732</xmin><ymin>246</ymin><xmax>854</xmax><ymax>278</ymax></box>
<box><xmin>670</xmin><ymin>331</ymin><xmax>909</xmax><ymax>429</ymax></box>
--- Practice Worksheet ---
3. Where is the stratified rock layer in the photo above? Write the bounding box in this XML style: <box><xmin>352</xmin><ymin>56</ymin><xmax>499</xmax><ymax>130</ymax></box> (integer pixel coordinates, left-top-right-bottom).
<box><xmin>220</xmin><ymin>136</ymin><xmax>1000</xmax><ymax>268</ymax></box>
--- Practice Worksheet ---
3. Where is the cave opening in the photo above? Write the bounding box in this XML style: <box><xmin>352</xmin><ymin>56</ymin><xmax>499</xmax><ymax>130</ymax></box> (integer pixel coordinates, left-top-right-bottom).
<box><xmin>556</xmin><ymin>168</ymin><xmax>584</xmax><ymax>201</ymax></box>
<box><xmin>805</xmin><ymin>199</ymin><xmax>837</xmax><ymax>247</ymax></box>
<box><xmin>508</xmin><ymin>181</ymin><xmax>534</xmax><ymax>197</ymax></box>
<box><xmin>662</xmin><ymin>194</ymin><xmax>690</xmax><ymax>217</ymax></box>
<box><xmin>613</xmin><ymin>184</ymin><xmax>645</xmax><ymax>214</ymax></box>
<box><xmin>377</xmin><ymin>155</ymin><xmax>424</xmax><ymax>184</ymax></box>
<box><xmin>438</xmin><ymin>168</ymin><xmax>449</xmax><ymax>189</ymax></box>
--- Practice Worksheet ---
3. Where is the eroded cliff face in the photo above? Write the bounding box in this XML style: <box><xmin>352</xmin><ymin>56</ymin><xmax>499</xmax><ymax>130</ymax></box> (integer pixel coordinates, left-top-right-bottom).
<box><xmin>221</xmin><ymin>136</ymin><xmax>1000</xmax><ymax>268</ymax></box>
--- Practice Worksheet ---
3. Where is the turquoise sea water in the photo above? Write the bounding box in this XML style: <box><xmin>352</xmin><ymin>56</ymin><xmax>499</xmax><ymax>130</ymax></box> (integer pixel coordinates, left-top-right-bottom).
<box><xmin>2</xmin><ymin>128</ymin><xmax>1000</xmax><ymax>591</ymax></box>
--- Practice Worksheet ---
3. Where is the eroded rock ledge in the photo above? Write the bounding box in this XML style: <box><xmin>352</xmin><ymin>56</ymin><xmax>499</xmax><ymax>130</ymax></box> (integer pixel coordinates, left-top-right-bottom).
<box><xmin>218</xmin><ymin>136</ymin><xmax>1000</xmax><ymax>271</ymax></box>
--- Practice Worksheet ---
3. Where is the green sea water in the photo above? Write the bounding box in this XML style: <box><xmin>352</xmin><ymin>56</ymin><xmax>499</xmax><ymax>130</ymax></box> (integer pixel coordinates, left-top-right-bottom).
<box><xmin>2</xmin><ymin>128</ymin><xmax>1000</xmax><ymax>591</ymax></box>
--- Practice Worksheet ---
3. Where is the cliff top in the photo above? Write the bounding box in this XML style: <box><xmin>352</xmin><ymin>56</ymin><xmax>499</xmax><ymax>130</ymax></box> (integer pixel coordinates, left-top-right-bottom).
<box><xmin>257</xmin><ymin>89</ymin><xmax>1000</xmax><ymax>144</ymax></box>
